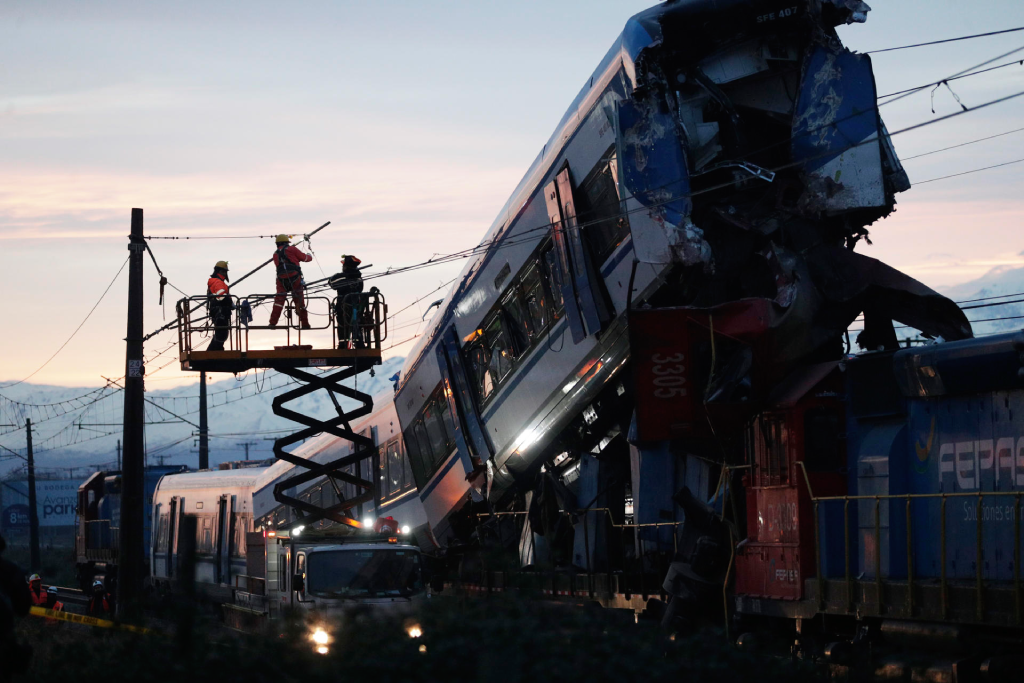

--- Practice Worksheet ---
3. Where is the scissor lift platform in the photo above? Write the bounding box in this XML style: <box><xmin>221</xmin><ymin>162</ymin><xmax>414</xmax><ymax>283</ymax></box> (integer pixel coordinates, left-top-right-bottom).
<box><xmin>181</xmin><ymin>347</ymin><xmax>381</xmax><ymax>373</ymax></box>
<box><xmin>174</xmin><ymin>289</ymin><xmax>387</xmax><ymax>529</ymax></box>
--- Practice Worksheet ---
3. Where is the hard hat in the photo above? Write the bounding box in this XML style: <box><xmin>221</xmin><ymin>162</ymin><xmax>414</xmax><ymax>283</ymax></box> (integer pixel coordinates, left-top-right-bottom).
<box><xmin>47</xmin><ymin>586</ymin><xmax>58</xmax><ymax>595</ymax></box>
<box><xmin>92</xmin><ymin>579</ymin><xmax>104</xmax><ymax>590</ymax></box>
<box><xmin>28</xmin><ymin>573</ymin><xmax>40</xmax><ymax>583</ymax></box>
<box><xmin>275</xmin><ymin>234</ymin><xmax>290</xmax><ymax>244</ymax></box>
<box><xmin>215</xmin><ymin>260</ymin><xmax>229</xmax><ymax>270</ymax></box>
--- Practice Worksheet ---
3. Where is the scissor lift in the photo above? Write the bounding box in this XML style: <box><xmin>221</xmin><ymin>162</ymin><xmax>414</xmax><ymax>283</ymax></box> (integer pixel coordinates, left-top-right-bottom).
<box><xmin>175</xmin><ymin>291</ymin><xmax>387</xmax><ymax>530</ymax></box>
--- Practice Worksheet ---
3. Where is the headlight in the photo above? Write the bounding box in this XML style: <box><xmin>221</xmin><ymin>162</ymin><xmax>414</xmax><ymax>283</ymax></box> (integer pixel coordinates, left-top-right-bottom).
<box><xmin>406</xmin><ymin>624</ymin><xmax>423</xmax><ymax>639</ymax></box>
<box><xmin>310</xmin><ymin>626</ymin><xmax>331</xmax><ymax>654</ymax></box>
<box><xmin>401</xmin><ymin>525</ymin><xmax>410</xmax><ymax>535</ymax></box>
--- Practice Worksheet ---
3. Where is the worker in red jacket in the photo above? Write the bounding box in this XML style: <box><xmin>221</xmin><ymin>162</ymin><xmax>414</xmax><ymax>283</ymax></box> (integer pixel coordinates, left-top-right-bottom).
<box><xmin>206</xmin><ymin>260</ymin><xmax>232</xmax><ymax>351</ymax></box>
<box><xmin>27</xmin><ymin>574</ymin><xmax>45</xmax><ymax>606</ymax></box>
<box><xmin>87</xmin><ymin>579</ymin><xmax>111</xmax><ymax>617</ymax></box>
<box><xmin>268</xmin><ymin>234</ymin><xmax>312</xmax><ymax>330</ymax></box>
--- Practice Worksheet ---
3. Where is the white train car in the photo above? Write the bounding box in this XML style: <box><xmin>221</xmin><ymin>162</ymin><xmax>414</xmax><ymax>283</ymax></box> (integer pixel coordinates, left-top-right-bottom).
<box><xmin>151</xmin><ymin>466</ymin><xmax>267</xmax><ymax>599</ymax></box>
<box><xmin>252</xmin><ymin>391</ymin><xmax>431</xmax><ymax>546</ymax></box>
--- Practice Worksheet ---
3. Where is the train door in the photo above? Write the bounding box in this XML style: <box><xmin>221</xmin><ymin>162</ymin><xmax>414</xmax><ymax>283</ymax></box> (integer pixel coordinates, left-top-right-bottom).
<box><xmin>438</xmin><ymin>325</ymin><xmax>493</xmax><ymax>465</ymax></box>
<box><xmin>545</xmin><ymin>166</ymin><xmax>611</xmax><ymax>343</ymax></box>
<box><xmin>216</xmin><ymin>494</ymin><xmax>232</xmax><ymax>585</ymax></box>
<box><xmin>166</xmin><ymin>496</ymin><xmax>179</xmax><ymax>579</ymax></box>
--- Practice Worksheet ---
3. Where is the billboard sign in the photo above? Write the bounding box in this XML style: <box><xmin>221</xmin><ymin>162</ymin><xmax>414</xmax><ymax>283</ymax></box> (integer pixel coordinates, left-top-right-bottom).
<box><xmin>0</xmin><ymin>479</ymin><xmax>80</xmax><ymax>528</ymax></box>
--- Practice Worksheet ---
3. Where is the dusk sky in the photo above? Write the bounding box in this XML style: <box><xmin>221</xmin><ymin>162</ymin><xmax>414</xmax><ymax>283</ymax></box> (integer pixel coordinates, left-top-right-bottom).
<box><xmin>2</xmin><ymin>0</ymin><xmax>1024</xmax><ymax>387</ymax></box>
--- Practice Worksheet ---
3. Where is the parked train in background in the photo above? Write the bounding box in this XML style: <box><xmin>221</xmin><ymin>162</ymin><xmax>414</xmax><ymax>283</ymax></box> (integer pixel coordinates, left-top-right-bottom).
<box><xmin>149</xmin><ymin>391</ymin><xmax>429</xmax><ymax>600</ymax></box>
<box><xmin>75</xmin><ymin>464</ymin><xmax>187</xmax><ymax>591</ymax></box>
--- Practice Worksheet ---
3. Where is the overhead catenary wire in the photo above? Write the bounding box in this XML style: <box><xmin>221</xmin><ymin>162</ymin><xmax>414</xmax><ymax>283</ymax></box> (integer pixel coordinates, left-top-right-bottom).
<box><xmin>866</xmin><ymin>26</ymin><xmax>1024</xmax><ymax>54</ymax></box>
<box><xmin>0</xmin><ymin>256</ymin><xmax>130</xmax><ymax>389</ymax></box>
<box><xmin>914</xmin><ymin>157</ymin><xmax>1024</xmax><ymax>184</ymax></box>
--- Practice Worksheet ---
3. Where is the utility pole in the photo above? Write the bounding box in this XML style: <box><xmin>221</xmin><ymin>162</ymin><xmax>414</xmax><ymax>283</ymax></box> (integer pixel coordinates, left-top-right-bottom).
<box><xmin>25</xmin><ymin>418</ymin><xmax>39</xmax><ymax>571</ymax></box>
<box><xmin>116</xmin><ymin>439</ymin><xmax>122</xmax><ymax>471</ymax></box>
<box><xmin>236</xmin><ymin>440</ymin><xmax>259</xmax><ymax>460</ymax></box>
<box><xmin>198</xmin><ymin>371</ymin><xmax>209</xmax><ymax>470</ymax></box>
<box><xmin>118</xmin><ymin>208</ymin><xmax>146</xmax><ymax>619</ymax></box>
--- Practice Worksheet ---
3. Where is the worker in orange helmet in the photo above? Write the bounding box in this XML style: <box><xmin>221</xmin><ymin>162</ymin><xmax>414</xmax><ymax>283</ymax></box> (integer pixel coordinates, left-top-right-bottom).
<box><xmin>27</xmin><ymin>574</ymin><xmax>45</xmax><ymax>606</ymax></box>
<box><xmin>206</xmin><ymin>261</ymin><xmax>233</xmax><ymax>351</ymax></box>
<box><xmin>268</xmin><ymin>234</ymin><xmax>313</xmax><ymax>330</ymax></box>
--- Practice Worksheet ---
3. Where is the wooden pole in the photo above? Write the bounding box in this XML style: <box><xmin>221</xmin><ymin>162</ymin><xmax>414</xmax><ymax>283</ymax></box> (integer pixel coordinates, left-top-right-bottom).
<box><xmin>117</xmin><ymin>208</ymin><xmax>146</xmax><ymax>618</ymax></box>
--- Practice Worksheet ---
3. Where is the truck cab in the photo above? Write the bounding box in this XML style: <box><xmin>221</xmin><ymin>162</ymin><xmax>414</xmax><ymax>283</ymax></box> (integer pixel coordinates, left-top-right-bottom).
<box><xmin>288</xmin><ymin>540</ymin><xmax>426</xmax><ymax>613</ymax></box>
<box><xmin>227</xmin><ymin>530</ymin><xmax>426</xmax><ymax>630</ymax></box>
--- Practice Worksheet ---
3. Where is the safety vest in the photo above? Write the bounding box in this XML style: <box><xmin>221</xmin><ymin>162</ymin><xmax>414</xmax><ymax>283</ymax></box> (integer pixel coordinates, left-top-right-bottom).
<box><xmin>275</xmin><ymin>245</ymin><xmax>302</xmax><ymax>279</ymax></box>
<box><xmin>207</xmin><ymin>274</ymin><xmax>231</xmax><ymax>314</ymax></box>
<box><xmin>29</xmin><ymin>585</ymin><xmax>45</xmax><ymax>606</ymax></box>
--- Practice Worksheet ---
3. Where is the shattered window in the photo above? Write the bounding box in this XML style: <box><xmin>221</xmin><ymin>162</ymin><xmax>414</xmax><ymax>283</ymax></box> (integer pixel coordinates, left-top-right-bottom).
<box><xmin>579</xmin><ymin>151</ymin><xmax>629</xmax><ymax>267</ymax></box>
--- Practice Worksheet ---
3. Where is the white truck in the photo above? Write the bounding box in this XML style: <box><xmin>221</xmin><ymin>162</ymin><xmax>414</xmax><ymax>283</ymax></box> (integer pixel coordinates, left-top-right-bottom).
<box><xmin>225</xmin><ymin>528</ymin><xmax>427</xmax><ymax>633</ymax></box>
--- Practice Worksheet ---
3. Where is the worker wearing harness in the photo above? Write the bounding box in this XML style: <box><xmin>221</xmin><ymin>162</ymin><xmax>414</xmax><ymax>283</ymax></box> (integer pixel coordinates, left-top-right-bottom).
<box><xmin>268</xmin><ymin>234</ymin><xmax>313</xmax><ymax>329</ymax></box>
<box><xmin>206</xmin><ymin>261</ymin><xmax>232</xmax><ymax>351</ymax></box>
<box><xmin>328</xmin><ymin>254</ymin><xmax>364</xmax><ymax>348</ymax></box>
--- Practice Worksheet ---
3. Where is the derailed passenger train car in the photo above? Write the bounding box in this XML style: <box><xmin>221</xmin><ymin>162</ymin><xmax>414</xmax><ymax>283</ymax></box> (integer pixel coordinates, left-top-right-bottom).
<box><xmin>251</xmin><ymin>393</ymin><xmax>429</xmax><ymax>545</ymax></box>
<box><xmin>395</xmin><ymin>0</ymin><xmax>969</xmax><ymax>557</ymax></box>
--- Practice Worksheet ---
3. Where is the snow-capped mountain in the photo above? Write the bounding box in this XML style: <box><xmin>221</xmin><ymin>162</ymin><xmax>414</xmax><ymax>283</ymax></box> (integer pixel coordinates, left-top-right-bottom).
<box><xmin>938</xmin><ymin>266</ymin><xmax>1024</xmax><ymax>338</ymax></box>
<box><xmin>0</xmin><ymin>356</ymin><xmax>405</xmax><ymax>477</ymax></box>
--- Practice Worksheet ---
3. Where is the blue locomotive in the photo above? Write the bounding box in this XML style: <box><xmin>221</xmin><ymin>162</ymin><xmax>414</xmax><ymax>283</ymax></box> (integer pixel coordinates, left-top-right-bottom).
<box><xmin>733</xmin><ymin>332</ymin><xmax>1024</xmax><ymax>678</ymax></box>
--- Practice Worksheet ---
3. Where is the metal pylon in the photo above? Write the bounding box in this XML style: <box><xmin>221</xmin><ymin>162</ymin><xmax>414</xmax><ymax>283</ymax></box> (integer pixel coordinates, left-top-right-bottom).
<box><xmin>270</xmin><ymin>364</ymin><xmax>376</xmax><ymax>530</ymax></box>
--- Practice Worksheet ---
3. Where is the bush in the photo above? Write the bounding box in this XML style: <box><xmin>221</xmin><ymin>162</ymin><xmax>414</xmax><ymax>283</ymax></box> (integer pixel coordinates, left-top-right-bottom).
<box><xmin>15</xmin><ymin>595</ymin><xmax>820</xmax><ymax>683</ymax></box>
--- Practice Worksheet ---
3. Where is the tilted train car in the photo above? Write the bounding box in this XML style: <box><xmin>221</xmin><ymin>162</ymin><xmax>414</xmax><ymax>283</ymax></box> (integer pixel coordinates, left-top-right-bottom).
<box><xmin>393</xmin><ymin>0</ymin><xmax>966</xmax><ymax>568</ymax></box>
<box><xmin>252</xmin><ymin>392</ymin><xmax>430</xmax><ymax>545</ymax></box>
<box><xmin>730</xmin><ymin>333</ymin><xmax>1024</xmax><ymax>679</ymax></box>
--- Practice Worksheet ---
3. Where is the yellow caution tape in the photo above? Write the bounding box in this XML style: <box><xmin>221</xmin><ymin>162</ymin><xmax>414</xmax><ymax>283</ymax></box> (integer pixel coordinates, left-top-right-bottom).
<box><xmin>28</xmin><ymin>606</ymin><xmax>153</xmax><ymax>634</ymax></box>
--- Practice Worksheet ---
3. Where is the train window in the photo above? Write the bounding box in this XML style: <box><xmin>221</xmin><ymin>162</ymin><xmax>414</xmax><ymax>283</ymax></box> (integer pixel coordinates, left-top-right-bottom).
<box><xmin>543</xmin><ymin>249</ymin><xmax>566</xmax><ymax>315</ymax></box>
<box><xmin>401</xmin><ymin>440</ymin><xmax>413</xmax><ymax>490</ymax></box>
<box><xmin>484</xmin><ymin>316</ymin><xmax>514</xmax><ymax>386</ymax></box>
<box><xmin>231</xmin><ymin>513</ymin><xmax>251</xmax><ymax>557</ymax></box>
<box><xmin>386</xmin><ymin>441</ymin><xmax>403</xmax><ymax>497</ymax></box>
<box><xmin>423</xmin><ymin>400</ymin><xmax>449</xmax><ymax>467</ymax></box>
<box><xmin>198</xmin><ymin>515</ymin><xmax>215</xmax><ymax>554</ymax></box>
<box><xmin>579</xmin><ymin>150</ymin><xmax>629</xmax><ymax>267</ymax></box>
<box><xmin>439</xmin><ymin>387</ymin><xmax>457</xmax><ymax>447</ymax></box>
<box><xmin>468</xmin><ymin>343</ymin><xmax>494</xmax><ymax>401</ymax></box>
<box><xmin>409</xmin><ymin>420</ymin><xmax>433</xmax><ymax>488</ymax></box>
<box><xmin>520</xmin><ymin>262</ymin><xmax>550</xmax><ymax>338</ymax></box>
<box><xmin>155</xmin><ymin>513</ymin><xmax>170</xmax><ymax>552</ymax></box>
<box><xmin>502</xmin><ymin>287</ymin><xmax>533</xmax><ymax>352</ymax></box>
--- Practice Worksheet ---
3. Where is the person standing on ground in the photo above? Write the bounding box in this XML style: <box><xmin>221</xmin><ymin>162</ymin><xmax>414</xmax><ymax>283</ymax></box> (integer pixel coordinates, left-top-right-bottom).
<box><xmin>0</xmin><ymin>535</ymin><xmax>33</xmax><ymax>681</ymax></box>
<box><xmin>268</xmin><ymin>234</ymin><xmax>313</xmax><ymax>330</ymax></box>
<box><xmin>87</xmin><ymin>579</ymin><xmax>112</xmax><ymax>617</ymax></box>
<box><xmin>206</xmin><ymin>260</ymin><xmax>233</xmax><ymax>351</ymax></box>
<box><xmin>27</xmin><ymin>573</ymin><xmax>45</xmax><ymax>607</ymax></box>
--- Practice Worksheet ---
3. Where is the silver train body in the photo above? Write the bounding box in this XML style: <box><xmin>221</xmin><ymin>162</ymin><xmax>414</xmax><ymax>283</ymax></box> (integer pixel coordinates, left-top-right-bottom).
<box><xmin>250</xmin><ymin>392</ymin><xmax>430</xmax><ymax>544</ymax></box>
<box><xmin>394</xmin><ymin>0</ymin><xmax>927</xmax><ymax>545</ymax></box>
<box><xmin>150</xmin><ymin>392</ymin><xmax>431</xmax><ymax>597</ymax></box>
<box><xmin>151</xmin><ymin>467</ymin><xmax>265</xmax><ymax>598</ymax></box>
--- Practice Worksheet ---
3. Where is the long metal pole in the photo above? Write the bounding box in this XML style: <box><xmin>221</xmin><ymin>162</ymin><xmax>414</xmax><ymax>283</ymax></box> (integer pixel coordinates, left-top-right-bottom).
<box><xmin>118</xmin><ymin>208</ymin><xmax>146</xmax><ymax>619</ymax></box>
<box><xmin>25</xmin><ymin>418</ymin><xmax>39</xmax><ymax>571</ymax></box>
<box><xmin>199</xmin><ymin>371</ymin><xmax>209</xmax><ymax>470</ymax></box>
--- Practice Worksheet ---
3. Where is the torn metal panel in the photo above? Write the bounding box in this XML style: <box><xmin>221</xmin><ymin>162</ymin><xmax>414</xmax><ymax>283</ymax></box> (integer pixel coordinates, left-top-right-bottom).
<box><xmin>792</xmin><ymin>47</ymin><xmax>887</xmax><ymax>214</ymax></box>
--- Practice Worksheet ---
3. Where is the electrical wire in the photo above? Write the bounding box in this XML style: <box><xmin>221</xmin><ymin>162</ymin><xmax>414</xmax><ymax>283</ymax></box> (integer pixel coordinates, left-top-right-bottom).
<box><xmin>877</xmin><ymin>59</ymin><xmax>1024</xmax><ymax>100</ymax></box>
<box><xmin>914</xmin><ymin>157</ymin><xmax>1024</xmax><ymax>184</ymax></box>
<box><xmin>0</xmin><ymin>256</ymin><xmax>129</xmax><ymax>389</ymax></box>
<box><xmin>866</xmin><ymin>26</ymin><xmax>1024</xmax><ymax>54</ymax></box>
<box><xmin>901</xmin><ymin>126</ymin><xmax>1024</xmax><ymax>161</ymax></box>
